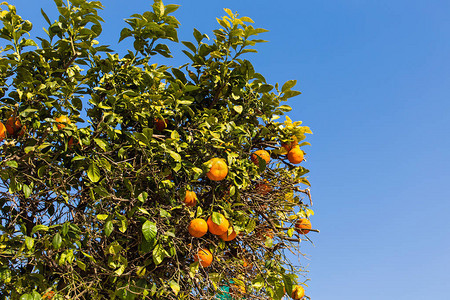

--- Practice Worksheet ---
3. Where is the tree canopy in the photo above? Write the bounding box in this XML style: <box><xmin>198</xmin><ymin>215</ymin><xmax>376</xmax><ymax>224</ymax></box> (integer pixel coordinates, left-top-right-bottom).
<box><xmin>0</xmin><ymin>1</ymin><xmax>314</xmax><ymax>299</ymax></box>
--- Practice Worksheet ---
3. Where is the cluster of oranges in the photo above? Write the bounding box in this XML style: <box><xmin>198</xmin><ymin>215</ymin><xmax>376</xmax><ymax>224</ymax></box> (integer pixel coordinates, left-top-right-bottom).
<box><xmin>282</xmin><ymin>137</ymin><xmax>305</xmax><ymax>164</ymax></box>
<box><xmin>188</xmin><ymin>213</ymin><xmax>236</xmax><ymax>267</ymax></box>
<box><xmin>0</xmin><ymin>115</ymin><xmax>72</xmax><ymax>142</ymax></box>
<box><xmin>0</xmin><ymin>116</ymin><xmax>26</xmax><ymax>141</ymax></box>
<box><xmin>171</xmin><ymin>122</ymin><xmax>310</xmax><ymax>298</ymax></box>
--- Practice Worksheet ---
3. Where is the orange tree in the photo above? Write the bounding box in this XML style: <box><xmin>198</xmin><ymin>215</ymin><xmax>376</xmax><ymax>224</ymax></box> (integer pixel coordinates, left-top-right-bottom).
<box><xmin>0</xmin><ymin>1</ymin><xmax>314</xmax><ymax>299</ymax></box>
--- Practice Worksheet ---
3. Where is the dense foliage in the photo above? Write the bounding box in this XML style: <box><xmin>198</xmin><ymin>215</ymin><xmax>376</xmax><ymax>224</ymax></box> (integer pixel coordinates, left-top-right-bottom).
<box><xmin>0</xmin><ymin>1</ymin><xmax>314</xmax><ymax>299</ymax></box>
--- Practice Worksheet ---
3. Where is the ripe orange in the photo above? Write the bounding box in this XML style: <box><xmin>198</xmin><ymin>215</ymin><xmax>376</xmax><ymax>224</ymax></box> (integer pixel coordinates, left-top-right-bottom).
<box><xmin>281</xmin><ymin>136</ymin><xmax>298</xmax><ymax>151</ymax></box>
<box><xmin>243</xmin><ymin>257</ymin><xmax>249</xmax><ymax>268</ymax></box>
<box><xmin>188</xmin><ymin>218</ymin><xmax>208</xmax><ymax>238</ymax></box>
<box><xmin>255</xmin><ymin>181</ymin><xmax>272</xmax><ymax>195</ymax></box>
<box><xmin>42</xmin><ymin>290</ymin><xmax>55</xmax><ymax>299</ymax></box>
<box><xmin>264</xmin><ymin>229</ymin><xmax>274</xmax><ymax>239</ymax></box>
<box><xmin>231</xmin><ymin>283</ymin><xmax>246</xmax><ymax>295</ymax></box>
<box><xmin>154</xmin><ymin>118</ymin><xmax>168</xmax><ymax>131</ymax></box>
<box><xmin>68</xmin><ymin>137</ymin><xmax>77</xmax><ymax>148</ymax></box>
<box><xmin>206</xmin><ymin>158</ymin><xmax>228</xmax><ymax>181</ymax></box>
<box><xmin>184</xmin><ymin>190</ymin><xmax>197</xmax><ymax>207</ymax></box>
<box><xmin>291</xmin><ymin>285</ymin><xmax>305</xmax><ymax>299</ymax></box>
<box><xmin>295</xmin><ymin>218</ymin><xmax>311</xmax><ymax>234</ymax></box>
<box><xmin>287</xmin><ymin>146</ymin><xmax>304</xmax><ymax>164</ymax></box>
<box><xmin>6</xmin><ymin>117</ymin><xmax>25</xmax><ymax>137</ymax></box>
<box><xmin>219</xmin><ymin>227</ymin><xmax>237</xmax><ymax>241</ymax></box>
<box><xmin>207</xmin><ymin>214</ymin><xmax>229</xmax><ymax>235</ymax></box>
<box><xmin>0</xmin><ymin>122</ymin><xmax>6</xmax><ymax>141</ymax></box>
<box><xmin>194</xmin><ymin>248</ymin><xmax>213</xmax><ymax>267</ymax></box>
<box><xmin>55</xmin><ymin>115</ymin><xmax>71</xmax><ymax>130</ymax></box>
<box><xmin>251</xmin><ymin>150</ymin><xmax>270</xmax><ymax>165</ymax></box>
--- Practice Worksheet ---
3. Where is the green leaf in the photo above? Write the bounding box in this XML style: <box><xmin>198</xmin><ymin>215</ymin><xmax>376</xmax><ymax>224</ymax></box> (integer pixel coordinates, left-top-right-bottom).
<box><xmin>96</xmin><ymin>214</ymin><xmax>109</xmax><ymax>221</ymax></box>
<box><xmin>182</xmin><ymin>41</ymin><xmax>196</xmax><ymax>53</ymax></box>
<box><xmin>224</xmin><ymin>8</ymin><xmax>233</xmax><ymax>18</ymax></box>
<box><xmin>19</xmin><ymin>294</ymin><xmax>33</xmax><ymax>300</ymax></box>
<box><xmin>277</xmin><ymin>105</ymin><xmax>292</xmax><ymax>112</ymax></box>
<box><xmin>5</xmin><ymin>161</ymin><xmax>18</xmax><ymax>168</ymax></box>
<box><xmin>169</xmin><ymin>150</ymin><xmax>181</xmax><ymax>162</ymax></box>
<box><xmin>137</xmin><ymin>192</ymin><xmax>148</xmax><ymax>203</ymax></box>
<box><xmin>53</xmin><ymin>233</ymin><xmax>62</xmax><ymax>249</ymax></box>
<box><xmin>142</xmin><ymin>128</ymin><xmax>153</xmax><ymax>141</ymax></box>
<box><xmin>184</xmin><ymin>85</ymin><xmax>200</xmax><ymax>92</ymax></box>
<box><xmin>22</xmin><ymin>184</ymin><xmax>32</xmax><ymax>198</ymax></box>
<box><xmin>76</xmin><ymin>260</ymin><xmax>86</xmax><ymax>271</ymax></box>
<box><xmin>88</xmin><ymin>163</ymin><xmax>101</xmax><ymax>183</ymax></box>
<box><xmin>104</xmin><ymin>220</ymin><xmax>113</xmax><ymax>237</ymax></box>
<box><xmin>41</xmin><ymin>8</ymin><xmax>51</xmax><ymax>25</ymax></box>
<box><xmin>282</xmin><ymin>80</ymin><xmax>297</xmax><ymax>92</ymax></box>
<box><xmin>259</xmin><ymin>84</ymin><xmax>273</xmax><ymax>93</ymax></box>
<box><xmin>287</xmin><ymin>228</ymin><xmax>294</xmax><ymax>237</ymax></box>
<box><xmin>31</xmin><ymin>225</ymin><xmax>49</xmax><ymax>235</ymax></box>
<box><xmin>152</xmin><ymin>244</ymin><xmax>165</xmax><ymax>265</ymax></box>
<box><xmin>119</xmin><ymin>218</ymin><xmax>127</xmax><ymax>233</ymax></box>
<box><xmin>258</xmin><ymin>157</ymin><xmax>267</xmax><ymax>172</ymax></box>
<box><xmin>240</xmin><ymin>16</ymin><xmax>254</xmax><ymax>23</ymax></box>
<box><xmin>283</xmin><ymin>90</ymin><xmax>302</xmax><ymax>99</ymax></box>
<box><xmin>233</xmin><ymin>105</ymin><xmax>243</xmax><ymax>114</ymax></box>
<box><xmin>94</xmin><ymin>138</ymin><xmax>108</xmax><ymax>151</ymax></box>
<box><xmin>169</xmin><ymin>280</ymin><xmax>180</xmax><ymax>295</ymax></box>
<box><xmin>25</xmin><ymin>236</ymin><xmax>34</xmax><ymax>250</ymax></box>
<box><xmin>212</xmin><ymin>212</ymin><xmax>222</xmax><ymax>225</ymax></box>
<box><xmin>142</xmin><ymin>220</ymin><xmax>157</xmax><ymax>243</ymax></box>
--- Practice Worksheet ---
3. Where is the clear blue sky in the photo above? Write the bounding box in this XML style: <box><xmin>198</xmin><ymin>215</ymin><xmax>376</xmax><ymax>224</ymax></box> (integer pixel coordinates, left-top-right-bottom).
<box><xmin>7</xmin><ymin>0</ymin><xmax>450</xmax><ymax>299</ymax></box>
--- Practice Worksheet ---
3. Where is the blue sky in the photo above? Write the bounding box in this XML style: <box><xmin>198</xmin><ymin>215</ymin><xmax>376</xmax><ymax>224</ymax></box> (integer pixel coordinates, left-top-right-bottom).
<box><xmin>6</xmin><ymin>0</ymin><xmax>450</xmax><ymax>299</ymax></box>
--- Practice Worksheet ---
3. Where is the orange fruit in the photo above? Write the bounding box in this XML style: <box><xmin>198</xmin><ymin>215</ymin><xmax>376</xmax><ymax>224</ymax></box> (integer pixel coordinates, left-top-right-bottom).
<box><xmin>251</xmin><ymin>150</ymin><xmax>270</xmax><ymax>165</ymax></box>
<box><xmin>264</xmin><ymin>228</ymin><xmax>274</xmax><ymax>239</ymax></box>
<box><xmin>231</xmin><ymin>283</ymin><xmax>246</xmax><ymax>294</ymax></box>
<box><xmin>242</xmin><ymin>257</ymin><xmax>253</xmax><ymax>269</ymax></box>
<box><xmin>292</xmin><ymin>285</ymin><xmax>305</xmax><ymax>299</ymax></box>
<box><xmin>219</xmin><ymin>227</ymin><xmax>237</xmax><ymax>241</ymax></box>
<box><xmin>295</xmin><ymin>218</ymin><xmax>311</xmax><ymax>234</ymax></box>
<box><xmin>154</xmin><ymin>118</ymin><xmax>168</xmax><ymax>131</ymax></box>
<box><xmin>6</xmin><ymin>117</ymin><xmax>25</xmax><ymax>137</ymax></box>
<box><xmin>255</xmin><ymin>181</ymin><xmax>272</xmax><ymax>195</ymax></box>
<box><xmin>243</xmin><ymin>257</ymin><xmax>249</xmax><ymax>268</ymax></box>
<box><xmin>194</xmin><ymin>248</ymin><xmax>213</xmax><ymax>267</ymax></box>
<box><xmin>184</xmin><ymin>190</ymin><xmax>197</xmax><ymax>207</ymax></box>
<box><xmin>287</xmin><ymin>146</ymin><xmax>304</xmax><ymax>164</ymax></box>
<box><xmin>55</xmin><ymin>115</ymin><xmax>71</xmax><ymax>130</ymax></box>
<box><xmin>188</xmin><ymin>218</ymin><xmax>208</xmax><ymax>238</ymax></box>
<box><xmin>0</xmin><ymin>122</ymin><xmax>6</xmax><ymax>141</ymax></box>
<box><xmin>42</xmin><ymin>290</ymin><xmax>55</xmax><ymax>299</ymax></box>
<box><xmin>281</xmin><ymin>136</ymin><xmax>298</xmax><ymax>151</ymax></box>
<box><xmin>68</xmin><ymin>137</ymin><xmax>78</xmax><ymax>148</ymax></box>
<box><xmin>207</xmin><ymin>214</ymin><xmax>229</xmax><ymax>235</ymax></box>
<box><xmin>206</xmin><ymin>158</ymin><xmax>228</xmax><ymax>181</ymax></box>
